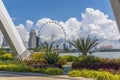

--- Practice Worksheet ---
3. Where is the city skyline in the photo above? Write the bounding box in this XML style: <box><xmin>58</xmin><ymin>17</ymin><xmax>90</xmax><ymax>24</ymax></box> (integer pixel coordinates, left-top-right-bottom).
<box><xmin>0</xmin><ymin>0</ymin><xmax>120</xmax><ymax>49</ymax></box>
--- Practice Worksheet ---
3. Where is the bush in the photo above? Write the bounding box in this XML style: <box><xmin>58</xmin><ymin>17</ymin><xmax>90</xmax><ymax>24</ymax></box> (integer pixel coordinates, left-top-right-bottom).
<box><xmin>96</xmin><ymin>73</ymin><xmax>114</xmax><ymax>80</ymax></box>
<box><xmin>68</xmin><ymin>69</ymin><xmax>119</xmax><ymax>80</ymax></box>
<box><xmin>31</xmin><ymin>68</ymin><xmax>45</xmax><ymax>73</ymax></box>
<box><xmin>78</xmin><ymin>55</ymin><xmax>100</xmax><ymax>63</ymax></box>
<box><xmin>31</xmin><ymin>52</ymin><xmax>45</xmax><ymax>61</ymax></box>
<box><xmin>25</xmin><ymin>60</ymin><xmax>62</xmax><ymax>68</ymax></box>
<box><xmin>0</xmin><ymin>53</ymin><xmax>14</xmax><ymax>60</ymax></box>
<box><xmin>0</xmin><ymin>60</ymin><xmax>63</xmax><ymax>75</ymax></box>
<box><xmin>45</xmin><ymin>67</ymin><xmax>63</xmax><ymax>75</ymax></box>
<box><xmin>58</xmin><ymin>56</ymin><xmax>67</xmax><ymax>65</ymax></box>
<box><xmin>45</xmin><ymin>52</ymin><xmax>59</xmax><ymax>64</ymax></box>
<box><xmin>60</xmin><ymin>55</ymin><xmax>78</xmax><ymax>62</ymax></box>
<box><xmin>68</xmin><ymin>70</ymin><xmax>81</xmax><ymax>77</ymax></box>
<box><xmin>72</xmin><ymin>56</ymin><xmax>120</xmax><ymax>70</ymax></box>
<box><xmin>0</xmin><ymin>64</ymin><xmax>32</xmax><ymax>72</ymax></box>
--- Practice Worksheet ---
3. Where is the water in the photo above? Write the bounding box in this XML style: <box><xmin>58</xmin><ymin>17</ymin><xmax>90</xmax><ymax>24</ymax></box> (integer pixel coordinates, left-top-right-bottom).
<box><xmin>59</xmin><ymin>52</ymin><xmax>120</xmax><ymax>59</ymax></box>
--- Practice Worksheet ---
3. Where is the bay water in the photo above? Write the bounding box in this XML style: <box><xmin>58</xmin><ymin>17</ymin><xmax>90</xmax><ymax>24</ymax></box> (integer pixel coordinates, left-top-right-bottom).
<box><xmin>59</xmin><ymin>52</ymin><xmax>120</xmax><ymax>59</ymax></box>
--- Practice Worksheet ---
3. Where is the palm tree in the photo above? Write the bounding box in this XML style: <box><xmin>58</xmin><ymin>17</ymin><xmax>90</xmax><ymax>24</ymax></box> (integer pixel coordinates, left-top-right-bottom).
<box><xmin>69</xmin><ymin>36</ymin><xmax>98</xmax><ymax>56</ymax></box>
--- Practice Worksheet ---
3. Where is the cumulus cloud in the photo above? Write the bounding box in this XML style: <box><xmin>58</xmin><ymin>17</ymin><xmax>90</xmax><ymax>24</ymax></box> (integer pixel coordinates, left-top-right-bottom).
<box><xmin>26</xmin><ymin>20</ymin><xmax>34</xmax><ymax>31</ymax></box>
<box><xmin>0</xmin><ymin>8</ymin><xmax>120</xmax><ymax>48</ymax></box>
<box><xmin>16</xmin><ymin>8</ymin><xmax>120</xmax><ymax>48</ymax></box>
<box><xmin>80</xmin><ymin>8</ymin><xmax>120</xmax><ymax>48</ymax></box>
<box><xmin>16</xmin><ymin>24</ymin><xmax>29</xmax><ymax>42</ymax></box>
<box><xmin>36</xmin><ymin>8</ymin><xmax>120</xmax><ymax>46</ymax></box>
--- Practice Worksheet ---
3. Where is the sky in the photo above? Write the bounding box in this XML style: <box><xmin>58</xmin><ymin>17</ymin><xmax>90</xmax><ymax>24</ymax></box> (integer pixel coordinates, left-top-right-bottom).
<box><xmin>3</xmin><ymin>0</ymin><xmax>114</xmax><ymax>25</ymax></box>
<box><xmin>1</xmin><ymin>0</ymin><xmax>120</xmax><ymax>48</ymax></box>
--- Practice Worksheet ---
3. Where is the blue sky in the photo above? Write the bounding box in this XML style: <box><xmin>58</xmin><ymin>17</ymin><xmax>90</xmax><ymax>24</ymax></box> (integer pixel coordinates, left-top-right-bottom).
<box><xmin>2</xmin><ymin>0</ymin><xmax>120</xmax><ymax>48</ymax></box>
<box><xmin>3</xmin><ymin>0</ymin><xmax>114</xmax><ymax>25</ymax></box>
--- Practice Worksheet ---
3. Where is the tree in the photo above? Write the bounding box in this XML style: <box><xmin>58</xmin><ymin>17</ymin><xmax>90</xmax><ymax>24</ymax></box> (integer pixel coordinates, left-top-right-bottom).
<box><xmin>69</xmin><ymin>36</ymin><xmax>98</xmax><ymax>56</ymax></box>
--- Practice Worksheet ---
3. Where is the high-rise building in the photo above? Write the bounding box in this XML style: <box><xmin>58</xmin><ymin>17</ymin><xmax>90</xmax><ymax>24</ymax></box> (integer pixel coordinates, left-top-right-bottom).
<box><xmin>36</xmin><ymin>36</ymin><xmax>41</xmax><ymax>48</ymax></box>
<box><xmin>28</xmin><ymin>29</ymin><xmax>36</xmax><ymax>48</ymax></box>
<box><xmin>2</xmin><ymin>37</ymin><xmax>9</xmax><ymax>47</ymax></box>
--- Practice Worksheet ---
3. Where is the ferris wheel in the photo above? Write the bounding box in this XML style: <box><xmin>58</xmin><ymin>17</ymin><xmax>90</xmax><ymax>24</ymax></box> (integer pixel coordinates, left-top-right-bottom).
<box><xmin>37</xmin><ymin>21</ymin><xmax>67</xmax><ymax>44</ymax></box>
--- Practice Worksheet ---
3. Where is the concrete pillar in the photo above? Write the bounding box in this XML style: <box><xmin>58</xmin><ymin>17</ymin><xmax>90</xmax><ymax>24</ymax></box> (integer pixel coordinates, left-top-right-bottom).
<box><xmin>0</xmin><ymin>0</ymin><xmax>30</xmax><ymax>60</ymax></box>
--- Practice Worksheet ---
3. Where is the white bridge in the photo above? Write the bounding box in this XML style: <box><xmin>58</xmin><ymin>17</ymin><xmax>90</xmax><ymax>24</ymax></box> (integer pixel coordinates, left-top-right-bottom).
<box><xmin>0</xmin><ymin>0</ymin><xmax>119</xmax><ymax>59</ymax></box>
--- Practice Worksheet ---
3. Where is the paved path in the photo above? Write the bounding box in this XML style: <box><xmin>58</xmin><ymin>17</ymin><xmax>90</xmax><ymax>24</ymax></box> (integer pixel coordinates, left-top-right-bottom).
<box><xmin>63</xmin><ymin>62</ymin><xmax>72</xmax><ymax>75</ymax></box>
<box><xmin>0</xmin><ymin>71</ymin><xmax>93</xmax><ymax>80</ymax></box>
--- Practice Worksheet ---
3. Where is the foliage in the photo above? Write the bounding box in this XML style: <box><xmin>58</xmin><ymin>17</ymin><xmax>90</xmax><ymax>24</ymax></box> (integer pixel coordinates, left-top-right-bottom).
<box><xmin>78</xmin><ymin>55</ymin><xmax>100</xmax><ymax>63</ymax></box>
<box><xmin>31</xmin><ymin>52</ymin><xmax>45</xmax><ymax>61</ymax></box>
<box><xmin>68</xmin><ymin>69</ymin><xmax>120</xmax><ymax>80</ymax></box>
<box><xmin>69</xmin><ymin>36</ymin><xmax>98</xmax><ymax>56</ymax></box>
<box><xmin>68</xmin><ymin>70</ymin><xmax>81</xmax><ymax>77</ymax></box>
<box><xmin>72</xmin><ymin>56</ymin><xmax>120</xmax><ymax>71</ymax></box>
<box><xmin>60</xmin><ymin>55</ymin><xmax>78</xmax><ymax>62</ymax></box>
<box><xmin>45</xmin><ymin>52</ymin><xmax>59</xmax><ymax>64</ymax></box>
<box><xmin>0</xmin><ymin>47</ymin><xmax>7</xmax><ymax>55</ymax></box>
<box><xmin>25</xmin><ymin>60</ymin><xmax>62</xmax><ymax>68</ymax></box>
<box><xmin>0</xmin><ymin>53</ymin><xmax>14</xmax><ymax>60</ymax></box>
<box><xmin>0</xmin><ymin>60</ymin><xmax>33</xmax><ymax>72</ymax></box>
<box><xmin>58</xmin><ymin>56</ymin><xmax>67</xmax><ymax>65</ymax></box>
<box><xmin>41</xmin><ymin>41</ymin><xmax>55</xmax><ymax>53</ymax></box>
<box><xmin>0</xmin><ymin>60</ymin><xmax>63</xmax><ymax>75</ymax></box>
<box><xmin>31</xmin><ymin>68</ymin><xmax>45</xmax><ymax>73</ymax></box>
<box><xmin>0</xmin><ymin>64</ymin><xmax>32</xmax><ymax>72</ymax></box>
<box><xmin>45</xmin><ymin>67</ymin><xmax>63</xmax><ymax>75</ymax></box>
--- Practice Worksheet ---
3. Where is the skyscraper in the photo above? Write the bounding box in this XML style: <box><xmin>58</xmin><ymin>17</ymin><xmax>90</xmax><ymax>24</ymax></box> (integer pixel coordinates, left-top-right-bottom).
<box><xmin>28</xmin><ymin>29</ymin><xmax>36</xmax><ymax>48</ymax></box>
<box><xmin>2</xmin><ymin>37</ymin><xmax>9</xmax><ymax>47</ymax></box>
<box><xmin>36</xmin><ymin>36</ymin><xmax>41</xmax><ymax>48</ymax></box>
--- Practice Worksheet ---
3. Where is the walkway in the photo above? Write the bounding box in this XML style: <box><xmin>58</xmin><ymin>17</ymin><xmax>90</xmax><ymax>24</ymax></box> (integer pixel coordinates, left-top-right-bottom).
<box><xmin>0</xmin><ymin>71</ymin><xmax>92</xmax><ymax>80</ymax></box>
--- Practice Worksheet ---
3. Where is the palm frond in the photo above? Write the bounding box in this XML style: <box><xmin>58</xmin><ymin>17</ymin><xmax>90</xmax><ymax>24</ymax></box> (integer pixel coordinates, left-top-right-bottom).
<box><xmin>69</xmin><ymin>36</ymin><xmax>98</xmax><ymax>56</ymax></box>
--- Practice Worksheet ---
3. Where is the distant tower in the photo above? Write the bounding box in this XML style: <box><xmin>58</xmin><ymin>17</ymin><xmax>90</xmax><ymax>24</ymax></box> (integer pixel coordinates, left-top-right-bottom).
<box><xmin>36</xmin><ymin>36</ymin><xmax>41</xmax><ymax>48</ymax></box>
<box><xmin>28</xmin><ymin>29</ymin><xmax>36</xmax><ymax>48</ymax></box>
<box><xmin>2</xmin><ymin>37</ymin><xmax>9</xmax><ymax>47</ymax></box>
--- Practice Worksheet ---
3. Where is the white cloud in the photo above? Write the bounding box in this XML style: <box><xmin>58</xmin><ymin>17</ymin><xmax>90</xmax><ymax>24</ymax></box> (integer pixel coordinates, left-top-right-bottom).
<box><xmin>11</xmin><ymin>17</ymin><xmax>17</xmax><ymax>21</ymax></box>
<box><xmin>26</xmin><ymin>20</ymin><xmax>34</xmax><ymax>30</ymax></box>
<box><xmin>0</xmin><ymin>8</ymin><xmax>120</xmax><ymax>48</ymax></box>
<box><xmin>16</xmin><ymin>8</ymin><xmax>120</xmax><ymax>48</ymax></box>
<box><xmin>79</xmin><ymin>8</ymin><xmax>120</xmax><ymax>48</ymax></box>
<box><xmin>16</xmin><ymin>24</ymin><xmax>29</xmax><ymax>42</ymax></box>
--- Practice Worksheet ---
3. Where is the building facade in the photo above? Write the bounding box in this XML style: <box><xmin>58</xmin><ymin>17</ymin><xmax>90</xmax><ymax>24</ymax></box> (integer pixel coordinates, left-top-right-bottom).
<box><xmin>28</xmin><ymin>29</ymin><xmax>37</xmax><ymax>48</ymax></box>
<box><xmin>2</xmin><ymin>37</ymin><xmax>9</xmax><ymax>47</ymax></box>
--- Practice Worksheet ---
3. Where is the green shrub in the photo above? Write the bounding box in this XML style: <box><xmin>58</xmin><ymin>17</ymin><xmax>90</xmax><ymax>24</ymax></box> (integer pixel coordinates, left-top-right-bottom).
<box><xmin>72</xmin><ymin>56</ymin><xmax>120</xmax><ymax>70</ymax></box>
<box><xmin>0</xmin><ymin>53</ymin><xmax>14</xmax><ymax>60</ymax></box>
<box><xmin>68</xmin><ymin>70</ymin><xmax>81</xmax><ymax>77</ymax></box>
<box><xmin>45</xmin><ymin>67</ymin><xmax>63</xmax><ymax>75</ymax></box>
<box><xmin>96</xmin><ymin>73</ymin><xmax>114</xmax><ymax>80</ymax></box>
<box><xmin>31</xmin><ymin>68</ymin><xmax>45</xmax><ymax>73</ymax></box>
<box><xmin>58</xmin><ymin>56</ymin><xmax>67</xmax><ymax>65</ymax></box>
<box><xmin>68</xmin><ymin>69</ymin><xmax>120</xmax><ymax>80</ymax></box>
<box><xmin>0</xmin><ymin>60</ymin><xmax>63</xmax><ymax>75</ymax></box>
<box><xmin>0</xmin><ymin>64</ymin><xmax>32</xmax><ymax>72</ymax></box>
<box><xmin>78</xmin><ymin>55</ymin><xmax>100</xmax><ymax>63</ymax></box>
<box><xmin>31</xmin><ymin>52</ymin><xmax>45</xmax><ymax>61</ymax></box>
<box><xmin>60</xmin><ymin>55</ymin><xmax>78</xmax><ymax>62</ymax></box>
<box><xmin>45</xmin><ymin>52</ymin><xmax>59</xmax><ymax>64</ymax></box>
